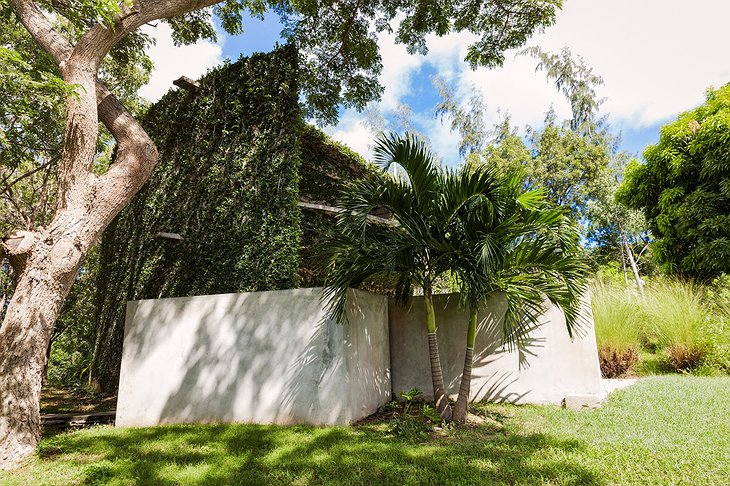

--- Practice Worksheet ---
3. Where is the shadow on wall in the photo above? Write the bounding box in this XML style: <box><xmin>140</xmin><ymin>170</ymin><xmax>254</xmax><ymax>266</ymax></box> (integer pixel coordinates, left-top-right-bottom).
<box><xmin>116</xmin><ymin>288</ymin><xmax>391</xmax><ymax>427</ymax></box>
<box><xmin>389</xmin><ymin>292</ymin><xmax>602</xmax><ymax>405</ymax></box>
<box><xmin>116</xmin><ymin>287</ymin><xmax>601</xmax><ymax>427</ymax></box>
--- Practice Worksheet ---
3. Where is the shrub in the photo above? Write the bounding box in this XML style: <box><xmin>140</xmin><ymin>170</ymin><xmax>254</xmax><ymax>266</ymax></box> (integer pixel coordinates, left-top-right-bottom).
<box><xmin>666</xmin><ymin>344</ymin><xmax>706</xmax><ymax>372</ymax></box>
<box><xmin>598</xmin><ymin>346</ymin><xmax>639</xmax><ymax>378</ymax></box>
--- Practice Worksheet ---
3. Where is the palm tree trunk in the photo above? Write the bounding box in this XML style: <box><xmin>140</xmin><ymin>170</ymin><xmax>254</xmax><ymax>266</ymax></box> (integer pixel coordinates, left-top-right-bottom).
<box><xmin>424</xmin><ymin>289</ymin><xmax>452</xmax><ymax>421</ymax></box>
<box><xmin>454</xmin><ymin>306</ymin><xmax>477</xmax><ymax>423</ymax></box>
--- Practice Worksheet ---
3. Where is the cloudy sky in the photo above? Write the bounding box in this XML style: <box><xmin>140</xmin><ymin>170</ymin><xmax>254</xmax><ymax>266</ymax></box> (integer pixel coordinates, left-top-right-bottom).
<box><xmin>139</xmin><ymin>1</ymin><xmax>730</xmax><ymax>164</ymax></box>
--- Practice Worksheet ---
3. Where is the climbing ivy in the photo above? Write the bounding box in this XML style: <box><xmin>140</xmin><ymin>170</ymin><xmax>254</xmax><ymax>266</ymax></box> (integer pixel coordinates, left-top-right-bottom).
<box><xmin>89</xmin><ymin>45</ymin><xmax>377</xmax><ymax>392</ymax></box>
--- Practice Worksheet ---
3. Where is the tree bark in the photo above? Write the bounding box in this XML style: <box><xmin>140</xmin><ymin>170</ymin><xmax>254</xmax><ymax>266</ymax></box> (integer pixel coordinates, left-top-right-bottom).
<box><xmin>2</xmin><ymin>0</ymin><xmax>223</xmax><ymax>469</ymax></box>
<box><xmin>424</xmin><ymin>289</ymin><xmax>452</xmax><ymax>421</ymax></box>
<box><xmin>0</xmin><ymin>223</ymin><xmax>86</xmax><ymax>468</ymax></box>
<box><xmin>453</xmin><ymin>306</ymin><xmax>477</xmax><ymax>423</ymax></box>
<box><xmin>622</xmin><ymin>233</ymin><xmax>645</xmax><ymax>302</ymax></box>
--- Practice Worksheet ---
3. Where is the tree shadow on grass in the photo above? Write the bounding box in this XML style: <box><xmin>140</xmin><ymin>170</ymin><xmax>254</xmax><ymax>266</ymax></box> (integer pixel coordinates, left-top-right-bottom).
<box><xmin>30</xmin><ymin>409</ymin><xmax>605</xmax><ymax>486</ymax></box>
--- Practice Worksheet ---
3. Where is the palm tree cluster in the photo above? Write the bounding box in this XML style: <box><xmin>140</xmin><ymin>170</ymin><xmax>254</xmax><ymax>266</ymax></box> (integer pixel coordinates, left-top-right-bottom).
<box><xmin>322</xmin><ymin>133</ymin><xmax>590</xmax><ymax>423</ymax></box>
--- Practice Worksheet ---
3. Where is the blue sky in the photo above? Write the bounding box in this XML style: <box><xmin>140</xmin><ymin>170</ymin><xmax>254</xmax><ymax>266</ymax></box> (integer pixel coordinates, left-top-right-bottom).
<box><xmin>139</xmin><ymin>1</ymin><xmax>730</xmax><ymax>165</ymax></box>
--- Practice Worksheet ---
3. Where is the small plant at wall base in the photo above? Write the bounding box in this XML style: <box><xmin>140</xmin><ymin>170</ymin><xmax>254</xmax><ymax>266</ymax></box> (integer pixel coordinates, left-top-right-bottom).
<box><xmin>383</xmin><ymin>388</ymin><xmax>445</xmax><ymax>440</ymax></box>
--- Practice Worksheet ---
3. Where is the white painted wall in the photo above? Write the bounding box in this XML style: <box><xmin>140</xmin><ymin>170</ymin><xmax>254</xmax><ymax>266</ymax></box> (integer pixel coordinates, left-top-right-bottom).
<box><xmin>388</xmin><ymin>293</ymin><xmax>603</xmax><ymax>405</ymax></box>
<box><xmin>117</xmin><ymin>287</ymin><xmax>602</xmax><ymax>427</ymax></box>
<box><xmin>116</xmin><ymin>288</ymin><xmax>391</xmax><ymax>427</ymax></box>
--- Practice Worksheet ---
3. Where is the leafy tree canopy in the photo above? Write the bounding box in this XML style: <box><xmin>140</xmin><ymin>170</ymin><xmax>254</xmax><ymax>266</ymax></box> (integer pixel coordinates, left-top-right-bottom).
<box><xmin>617</xmin><ymin>84</ymin><xmax>730</xmax><ymax>280</ymax></box>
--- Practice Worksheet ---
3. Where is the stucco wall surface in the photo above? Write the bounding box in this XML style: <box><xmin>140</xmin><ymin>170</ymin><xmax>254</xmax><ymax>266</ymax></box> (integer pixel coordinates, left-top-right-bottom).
<box><xmin>116</xmin><ymin>288</ymin><xmax>390</xmax><ymax>427</ymax></box>
<box><xmin>388</xmin><ymin>293</ymin><xmax>602</xmax><ymax>405</ymax></box>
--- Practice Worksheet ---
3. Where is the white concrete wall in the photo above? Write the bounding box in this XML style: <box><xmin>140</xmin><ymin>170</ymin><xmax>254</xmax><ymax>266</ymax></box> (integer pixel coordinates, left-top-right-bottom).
<box><xmin>116</xmin><ymin>288</ymin><xmax>390</xmax><ymax>427</ymax></box>
<box><xmin>117</xmin><ymin>287</ymin><xmax>602</xmax><ymax>427</ymax></box>
<box><xmin>388</xmin><ymin>293</ymin><xmax>602</xmax><ymax>405</ymax></box>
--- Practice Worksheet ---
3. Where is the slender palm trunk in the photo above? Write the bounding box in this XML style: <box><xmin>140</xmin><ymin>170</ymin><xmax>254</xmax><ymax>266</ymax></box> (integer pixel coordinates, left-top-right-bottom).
<box><xmin>454</xmin><ymin>306</ymin><xmax>477</xmax><ymax>423</ymax></box>
<box><xmin>424</xmin><ymin>288</ymin><xmax>452</xmax><ymax>421</ymax></box>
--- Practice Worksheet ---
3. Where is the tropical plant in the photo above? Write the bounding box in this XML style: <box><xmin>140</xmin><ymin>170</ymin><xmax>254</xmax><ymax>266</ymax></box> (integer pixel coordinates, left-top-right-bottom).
<box><xmin>449</xmin><ymin>161</ymin><xmax>590</xmax><ymax>421</ymax></box>
<box><xmin>323</xmin><ymin>133</ymin><xmax>589</xmax><ymax>423</ymax></box>
<box><xmin>323</xmin><ymin>133</ymin><xmax>460</xmax><ymax>420</ymax></box>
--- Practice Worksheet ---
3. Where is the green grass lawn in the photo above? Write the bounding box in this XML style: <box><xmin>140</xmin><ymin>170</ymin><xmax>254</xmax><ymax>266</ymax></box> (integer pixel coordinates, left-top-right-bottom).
<box><xmin>3</xmin><ymin>376</ymin><xmax>729</xmax><ymax>485</ymax></box>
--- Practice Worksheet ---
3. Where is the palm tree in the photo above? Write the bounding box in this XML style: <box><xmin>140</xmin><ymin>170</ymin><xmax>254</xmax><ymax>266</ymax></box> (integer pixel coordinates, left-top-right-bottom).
<box><xmin>450</xmin><ymin>164</ymin><xmax>590</xmax><ymax>422</ymax></box>
<box><xmin>323</xmin><ymin>133</ymin><xmax>507</xmax><ymax>420</ymax></box>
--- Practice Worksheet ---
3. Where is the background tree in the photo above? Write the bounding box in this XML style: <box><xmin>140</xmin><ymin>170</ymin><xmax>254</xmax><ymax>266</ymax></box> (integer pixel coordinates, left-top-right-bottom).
<box><xmin>434</xmin><ymin>76</ymin><xmax>488</xmax><ymax>157</ymax></box>
<box><xmin>617</xmin><ymin>84</ymin><xmax>730</xmax><ymax>280</ymax></box>
<box><xmin>437</xmin><ymin>46</ymin><xmax>648</xmax><ymax>272</ymax></box>
<box><xmin>0</xmin><ymin>0</ymin><xmax>564</xmax><ymax>467</ymax></box>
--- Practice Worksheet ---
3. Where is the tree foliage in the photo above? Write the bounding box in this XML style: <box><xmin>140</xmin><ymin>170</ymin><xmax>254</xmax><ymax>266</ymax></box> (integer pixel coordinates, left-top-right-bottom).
<box><xmin>521</xmin><ymin>46</ymin><xmax>604</xmax><ymax>135</ymax></box>
<box><xmin>618</xmin><ymin>84</ymin><xmax>730</xmax><ymax>279</ymax></box>
<box><xmin>436</xmin><ymin>46</ymin><xmax>648</xmax><ymax>271</ymax></box>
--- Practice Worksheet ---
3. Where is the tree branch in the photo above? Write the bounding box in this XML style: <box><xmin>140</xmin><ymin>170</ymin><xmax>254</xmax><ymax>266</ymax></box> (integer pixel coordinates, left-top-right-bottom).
<box><xmin>72</xmin><ymin>0</ymin><xmax>223</xmax><ymax>69</ymax></box>
<box><xmin>10</xmin><ymin>0</ymin><xmax>73</xmax><ymax>66</ymax></box>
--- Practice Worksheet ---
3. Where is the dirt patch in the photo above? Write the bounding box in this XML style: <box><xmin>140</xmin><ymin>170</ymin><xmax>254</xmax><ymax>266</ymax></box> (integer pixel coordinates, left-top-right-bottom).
<box><xmin>40</xmin><ymin>386</ymin><xmax>117</xmax><ymax>414</ymax></box>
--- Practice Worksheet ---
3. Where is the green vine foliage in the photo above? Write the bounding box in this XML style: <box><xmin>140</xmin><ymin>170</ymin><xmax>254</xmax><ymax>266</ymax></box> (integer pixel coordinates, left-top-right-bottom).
<box><xmin>89</xmin><ymin>45</ymin><xmax>376</xmax><ymax>392</ymax></box>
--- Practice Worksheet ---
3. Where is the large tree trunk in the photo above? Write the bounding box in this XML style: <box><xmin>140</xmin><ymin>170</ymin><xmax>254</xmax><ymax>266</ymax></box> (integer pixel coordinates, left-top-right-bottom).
<box><xmin>453</xmin><ymin>306</ymin><xmax>478</xmax><ymax>423</ymax></box>
<box><xmin>2</xmin><ymin>0</ymin><xmax>224</xmax><ymax>470</ymax></box>
<box><xmin>0</xmin><ymin>224</ymin><xmax>87</xmax><ymax>468</ymax></box>
<box><xmin>423</xmin><ymin>289</ymin><xmax>452</xmax><ymax>421</ymax></box>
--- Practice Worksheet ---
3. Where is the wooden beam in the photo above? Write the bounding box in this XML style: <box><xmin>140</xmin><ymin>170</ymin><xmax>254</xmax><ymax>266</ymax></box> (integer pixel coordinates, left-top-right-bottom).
<box><xmin>173</xmin><ymin>76</ymin><xmax>199</xmax><ymax>93</ymax></box>
<box><xmin>297</xmin><ymin>201</ymin><xmax>396</xmax><ymax>226</ymax></box>
<box><xmin>154</xmin><ymin>232</ymin><xmax>183</xmax><ymax>241</ymax></box>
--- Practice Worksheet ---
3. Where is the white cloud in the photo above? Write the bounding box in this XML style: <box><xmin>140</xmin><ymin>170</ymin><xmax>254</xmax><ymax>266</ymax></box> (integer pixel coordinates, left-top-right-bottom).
<box><xmin>325</xmin><ymin>110</ymin><xmax>375</xmax><ymax>159</ymax></box>
<box><xmin>532</xmin><ymin>0</ymin><xmax>730</xmax><ymax>127</ymax></box>
<box><xmin>327</xmin><ymin>0</ymin><xmax>730</xmax><ymax>159</ymax></box>
<box><xmin>377</xmin><ymin>34</ymin><xmax>426</xmax><ymax>112</ymax></box>
<box><xmin>138</xmin><ymin>23</ymin><xmax>223</xmax><ymax>102</ymax></box>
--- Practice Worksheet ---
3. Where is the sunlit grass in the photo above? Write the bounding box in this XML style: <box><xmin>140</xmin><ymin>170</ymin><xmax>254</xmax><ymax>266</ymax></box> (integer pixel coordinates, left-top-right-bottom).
<box><xmin>3</xmin><ymin>376</ymin><xmax>729</xmax><ymax>485</ymax></box>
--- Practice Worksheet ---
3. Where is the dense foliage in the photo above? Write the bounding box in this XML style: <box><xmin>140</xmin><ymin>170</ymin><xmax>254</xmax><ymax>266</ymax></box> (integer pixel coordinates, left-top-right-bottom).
<box><xmin>87</xmin><ymin>47</ymin><xmax>377</xmax><ymax>393</ymax></box>
<box><xmin>618</xmin><ymin>84</ymin><xmax>730</xmax><ymax>279</ymax></box>
<box><xmin>298</xmin><ymin>125</ymin><xmax>378</xmax><ymax>287</ymax></box>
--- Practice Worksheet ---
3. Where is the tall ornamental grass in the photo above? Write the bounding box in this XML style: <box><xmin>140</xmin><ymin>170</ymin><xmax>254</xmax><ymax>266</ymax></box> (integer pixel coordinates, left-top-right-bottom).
<box><xmin>592</xmin><ymin>276</ymin><xmax>730</xmax><ymax>375</ymax></box>
<box><xmin>640</xmin><ymin>280</ymin><xmax>710</xmax><ymax>371</ymax></box>
<box><xmin>591</xmin><ymin>280</ymin><xmax>641</xmax><ymax>377</ymax></box>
